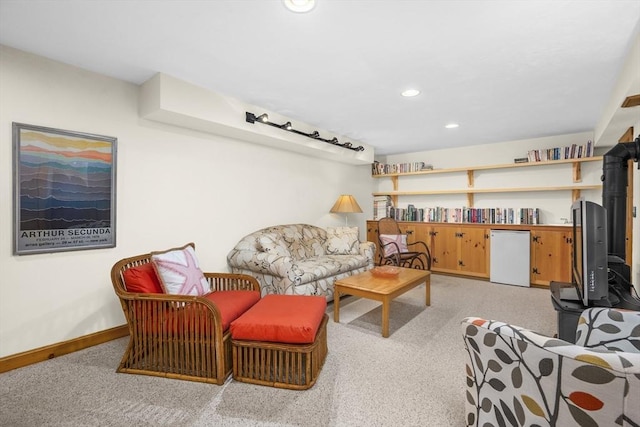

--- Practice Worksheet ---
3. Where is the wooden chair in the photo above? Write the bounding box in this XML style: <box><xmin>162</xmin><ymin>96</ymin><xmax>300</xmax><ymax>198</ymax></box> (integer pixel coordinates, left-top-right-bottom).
<box><xmin>377</xmin><ymin>217</ymin><xmax>431</xmax><ymax>270</ymax></box>
<box><xmin>110</xmin><ymin>244</ymin><xmax>260</xmax><ymax>385</ymax></box>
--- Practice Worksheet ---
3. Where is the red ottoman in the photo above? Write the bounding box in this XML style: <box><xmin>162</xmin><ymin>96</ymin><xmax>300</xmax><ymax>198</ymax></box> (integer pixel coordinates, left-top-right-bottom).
<box><xmin>230</xmin><ymin>294</ymin><xmax>328</xmax><ymax>390</ymax></box>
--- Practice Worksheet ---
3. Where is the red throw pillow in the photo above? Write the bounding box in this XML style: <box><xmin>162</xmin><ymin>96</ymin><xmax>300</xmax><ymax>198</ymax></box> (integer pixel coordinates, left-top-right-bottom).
<box><xmin>122</xmin><ymin>263</ymin><xmax>164</xmax><ymax>294</ymax></box>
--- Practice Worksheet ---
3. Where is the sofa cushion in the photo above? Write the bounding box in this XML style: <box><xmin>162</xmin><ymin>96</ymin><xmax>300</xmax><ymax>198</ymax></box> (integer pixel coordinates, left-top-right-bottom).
<box><xmin>258</xmin><ymin>234</ymin><xmax>291</xmax><ymax>257</ymax></box>
<box><xmin>325</xmin><ymin>226</ymin><xmax>360</xmax><ymax>255</ymax></box>
<box><xmin>280</xmin><ymin>225</ymin><xmax>326</xmax><ymax>260</ymax></box>
<box><xmin>122</xmin><ymin>263</ymin><xmax>164</xmax><ymax>294</ymax></box>
<box><xmin>205</xmin><ymin>290</ymin><xmax>261</xmax><ymax>331</ymax></box>
<box><xmin>151</xmin><ymin>244</ymin><xmax>210</xmax><ymax>296</ymax></box>
<box><xmin>230</xmin><ymin>294</ymin><xmax>327</xmax><ymax>344</ymax></box>
<box><xmin>380</xmin><ymin>234</ymin><xmax>408</xmax><ymax>257</ymax></box>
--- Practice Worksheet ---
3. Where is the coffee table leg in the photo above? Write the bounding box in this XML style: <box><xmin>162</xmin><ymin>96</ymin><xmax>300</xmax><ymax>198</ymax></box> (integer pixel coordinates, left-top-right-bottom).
<box><xmin>381</xmin><ymin>298</ymin><xmax>390</xmax><ymax>338</ymax></box>
<box><xmin>334</xmin><ymin>287</ymin><xmax>340</xmax><ymax>323</ymax></box>
<box><xmin>425</xmin><ymin>275</ymin><xmax>431</xmax><ymax>306</ymax></box>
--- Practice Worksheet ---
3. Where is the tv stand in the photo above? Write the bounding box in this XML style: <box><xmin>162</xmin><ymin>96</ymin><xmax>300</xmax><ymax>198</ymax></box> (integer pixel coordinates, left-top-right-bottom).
<box><xmin>550</xmin><ymin>281</ymin><xmax>585</xmax><ymax>343</ymax></box>
<box><xmin>550</xmin><ymin>279</ymin><xmax>640</xmax><ymax>343</ymax></box>
<box><xmin>607</xmin><ymin>256</ymin><xmax>640</xmax><ymax>310</ymax></box>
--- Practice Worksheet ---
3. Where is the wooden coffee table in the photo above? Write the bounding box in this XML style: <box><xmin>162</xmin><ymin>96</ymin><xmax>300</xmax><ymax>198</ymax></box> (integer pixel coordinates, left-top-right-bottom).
<box><xmin>333</xmin><ymin>267</ymin><xmax>431</xmax><ymax>337</ymax></box>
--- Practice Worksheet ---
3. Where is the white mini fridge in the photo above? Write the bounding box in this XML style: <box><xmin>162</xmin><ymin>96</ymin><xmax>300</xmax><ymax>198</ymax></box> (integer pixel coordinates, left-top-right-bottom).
<box><xmin>490</xmin><ymin>230</ymin><xmax>530</xmax><ymax>287</ymax></box>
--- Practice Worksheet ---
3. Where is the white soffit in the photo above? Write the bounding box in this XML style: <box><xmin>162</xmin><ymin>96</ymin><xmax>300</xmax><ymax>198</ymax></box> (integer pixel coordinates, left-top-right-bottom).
<box><xmin>139</xmin><ymin>73</ymin><xmax>374</xmax><ymax>165</ymax></box>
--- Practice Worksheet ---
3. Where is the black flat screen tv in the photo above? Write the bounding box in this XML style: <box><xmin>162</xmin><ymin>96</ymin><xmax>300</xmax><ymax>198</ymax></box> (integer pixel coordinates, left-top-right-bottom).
<box><xmin>571</xmin><ymin>199</ymin><xmax>609</xmax><ymax>307</ymax></box>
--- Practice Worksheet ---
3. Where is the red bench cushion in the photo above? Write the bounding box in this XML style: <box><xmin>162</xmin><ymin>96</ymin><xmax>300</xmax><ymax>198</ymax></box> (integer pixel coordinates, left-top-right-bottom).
<box><xmin>205</xmin><ymin>290</ymin><xmax>261</xmax><ymax>331</ymax></box>
<box><xmin>230</xmin><ymin>295</ymin><xmax>327</xmax><ymax>344</ymax></box>
<box><xmin>122</xmin><ymin>263</ymin><xmax>164</xmax><ymax>294</ymax></box>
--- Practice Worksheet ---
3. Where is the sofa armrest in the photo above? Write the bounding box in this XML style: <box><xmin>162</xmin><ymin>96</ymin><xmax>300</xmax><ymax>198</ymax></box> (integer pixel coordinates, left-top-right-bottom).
<box><xmin>204</xmin><ymin>272</ymin><xmax>260</xmax><ymax>293</ymax></box>
<box><xmin>574</xmin><ymin>307</ymin><xmax>640</xmax><ymax>352</ymax></box>
<box><xmin>359</xmin><ymin>241</ymin><xmax>375</xmax><ymax>262</ymax></box>
<box><xmin>227</xmin><ymin>249</ymin><xmax>294</xmax><ymax>278</ymax></box>
<box><xmin>116</xmin><ymin>292</ymin><xmax>225</xmax><ymax>336</ymax></box>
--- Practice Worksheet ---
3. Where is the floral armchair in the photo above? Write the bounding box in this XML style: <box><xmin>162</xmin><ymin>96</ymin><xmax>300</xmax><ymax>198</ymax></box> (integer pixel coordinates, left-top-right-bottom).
<box><xmin>462</xmin><ymin>307</ymin><xmax>640</xmax><ymax>426</ymax></box>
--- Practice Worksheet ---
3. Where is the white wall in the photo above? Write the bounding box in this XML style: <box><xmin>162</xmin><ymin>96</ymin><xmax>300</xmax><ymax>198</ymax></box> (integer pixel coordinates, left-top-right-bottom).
<box><xmin>0</xmin><ymin>46</ymin><xmax>373</xmax><ymax>358</ymax></box>
<box><xmin>377</xmin><ymin>132</ymin><xmax>601</xmax><ymax>225</ymax></box>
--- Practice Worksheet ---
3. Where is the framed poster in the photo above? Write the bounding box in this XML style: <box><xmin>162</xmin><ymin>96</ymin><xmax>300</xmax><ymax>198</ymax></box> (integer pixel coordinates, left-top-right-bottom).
<box><xmin>13</xmin><ymin>123</ymin><xmax>117</xmax><ymax>255</ymax></box>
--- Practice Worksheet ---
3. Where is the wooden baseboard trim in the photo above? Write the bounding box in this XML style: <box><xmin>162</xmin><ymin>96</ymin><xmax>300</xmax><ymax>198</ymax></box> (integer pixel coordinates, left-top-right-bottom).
<box><xmin>0</xmin><ymin>325</ymin><xmax>129</xmax><ymax>374</ymax></box>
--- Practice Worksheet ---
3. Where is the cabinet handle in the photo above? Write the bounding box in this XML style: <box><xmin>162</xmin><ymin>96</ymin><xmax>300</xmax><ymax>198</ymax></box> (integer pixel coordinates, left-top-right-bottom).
<box><xmin>406</xmin><ymin>230</ymin><xmax>413</xmax><ymax>235</ymax></box>
<box><xmin>532</xmin><ymin>235</ymin><xmax>540</xmax><ymax>243</ymax></box>
<box><xmin>430</xmin><ymin>231</ymin><xmax>438</xmax><ymax>236</ymax></box>
<box><xmin>458</xmin><ymin>260</ymin><xmax>465</xmax><ymax>267</ymax></box>
<box><xmin>532</xmin><ymin>267</ymin><xmax>539</xmax><ymax>274</ymax></box>
<box><xmin>433</xmin><ymin>257</ymin><xmax>438</xmax><ymax>264</ymax></box>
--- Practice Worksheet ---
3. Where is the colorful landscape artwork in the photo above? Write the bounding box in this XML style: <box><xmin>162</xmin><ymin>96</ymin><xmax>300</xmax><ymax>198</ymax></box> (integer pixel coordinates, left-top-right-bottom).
<box><xmin>13</xmin><ymin>123</ymin><xmax>116</xmax><ymax>254</ymax></box>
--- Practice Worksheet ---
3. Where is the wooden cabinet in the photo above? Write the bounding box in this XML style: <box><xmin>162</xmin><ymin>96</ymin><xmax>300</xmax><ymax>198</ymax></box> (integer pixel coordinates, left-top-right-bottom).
<box><xmin>429</xmin><ymin>224</ymin><xmax>489</xmax><ymax>278</ymax></box>
<box><xmin>365</xmin><ymin>221</ymin><xmax>571</xmax><ymax>287</ymax></box>
<box><xmin>530</xmin><ymin>229</ymin><xmax>572</xmax><ymax>286</ymax></box>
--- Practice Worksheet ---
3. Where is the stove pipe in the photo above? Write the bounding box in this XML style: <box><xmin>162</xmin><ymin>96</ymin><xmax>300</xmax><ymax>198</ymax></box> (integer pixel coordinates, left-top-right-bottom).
<box><xmin>602</xmin><ymin>136</ymin><xmax>640</xmax><ymax>259</ymax></box>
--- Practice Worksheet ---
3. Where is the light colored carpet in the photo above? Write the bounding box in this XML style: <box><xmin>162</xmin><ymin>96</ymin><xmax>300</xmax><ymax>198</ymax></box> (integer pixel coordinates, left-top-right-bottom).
<box><xmin>0</xmin><ymin>275</ymin><xmax>557</xmax><ymax>426</ymax></box>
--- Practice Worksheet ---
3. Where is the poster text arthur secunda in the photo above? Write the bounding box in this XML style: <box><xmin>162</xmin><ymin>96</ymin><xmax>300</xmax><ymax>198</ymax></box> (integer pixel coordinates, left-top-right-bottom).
<box><xmin>19</xmin><ymin>228</ymin><xmax>114</xmax><ymax>252</ymax></box>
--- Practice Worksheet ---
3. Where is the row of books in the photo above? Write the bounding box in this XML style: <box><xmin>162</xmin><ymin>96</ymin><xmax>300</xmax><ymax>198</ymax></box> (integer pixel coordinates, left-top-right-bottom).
<box><xmin>386</xmin><ymin>205</ymin><xmax>541</xmax><ymax>224</ymax></box>
<box><xmin>372</xmin><ymin>161</ymin><xmax>433</xmax><ymax>175</ymax></box>
<box><xmin>525</xmin><ymin>140</ymin><xmax>594</xmax><ymax>162</ymax></box>
<box><xmin>373</xmin><ymin>195</ymin><xmax>393</xmax><ymax>220</ymax></box>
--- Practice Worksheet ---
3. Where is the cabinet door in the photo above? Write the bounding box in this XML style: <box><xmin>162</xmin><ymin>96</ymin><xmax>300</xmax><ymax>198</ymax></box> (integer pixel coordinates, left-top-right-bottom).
<box><xmin>459</xmin><ymin>227</ymin><xmax>490</xmax><ymax>278</ymax></box>
<box><xmin>399</xmin><ymin>223</ymin><xmax>419</xmax><ymax>245</ymax></box>
<box><xmin>366</xmin><ymin>221</ymin><xmax>381</xmax><ymax>265</ymax></box>
<box><xmin>430</xmin><ymin>226</ymin><xmax>459</xmax><ymax>273</ymax></box>
<box><xmin>410</xmin><ymin>223</ymin><xmax>432</xmax><ymax>268</ymax></box>
<box><xmin>531</xmin><ymin>230</ymin><xmax>572</xmax><ymax>286</ymax></box>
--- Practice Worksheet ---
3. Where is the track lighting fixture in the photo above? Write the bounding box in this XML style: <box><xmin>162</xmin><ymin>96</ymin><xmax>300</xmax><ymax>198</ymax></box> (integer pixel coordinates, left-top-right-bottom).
<box><xmin>245</xmin><ymin>112</ymin><xmax>365</xmax><ymax>152</ymax></box>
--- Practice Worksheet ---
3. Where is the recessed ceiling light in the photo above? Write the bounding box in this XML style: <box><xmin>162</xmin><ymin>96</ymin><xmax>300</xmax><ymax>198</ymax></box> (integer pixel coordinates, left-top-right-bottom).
<box><xmin>401</xmin><ymin>89</ymin><xmax>420</xmax><ymax>97</ymax></box>
<box><xmin>283</xmin><ymin>0</ymin><xmax>316</xmax><ymax>13</ymax></box>
<box><xmin>445</xmin><ymin>123</ymin><xmax>459</xmax><ymax>129</ymax></box>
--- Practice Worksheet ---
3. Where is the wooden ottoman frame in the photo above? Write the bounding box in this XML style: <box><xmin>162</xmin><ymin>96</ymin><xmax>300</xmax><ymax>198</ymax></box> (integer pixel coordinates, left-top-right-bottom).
<box><xmin>232</xmin><ymin>314</ymin><xmax>328</xmax><ymax>390</ymax></box>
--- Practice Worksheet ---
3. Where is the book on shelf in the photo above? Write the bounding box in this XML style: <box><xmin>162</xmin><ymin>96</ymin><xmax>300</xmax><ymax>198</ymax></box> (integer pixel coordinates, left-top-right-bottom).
<box><xmin>526</xmin><ymin>140</ymin><xmax>593</xmax><ymax>162</ymax></box>
<box><xmin>373</xmin><ymin>195</ymin><xmax>392</xmax><ymax>220</ymax></box>
<box><xmin>384</xmin><ymin>205</ymin><xmax>541</xmax><ymax>225</ymax></box>
<box><xmin>372</xmin><ymin>161</ymin><xmax>433</xmax><ymax>175</ymax></box>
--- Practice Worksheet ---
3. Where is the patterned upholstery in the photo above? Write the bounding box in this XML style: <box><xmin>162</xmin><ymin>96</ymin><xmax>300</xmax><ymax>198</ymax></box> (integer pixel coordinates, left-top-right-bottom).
<box><xmin>227</xmin><ymin>224</ymin><xmax>375</xmax><ymax>301</ymax></box>
<box><xmin>461</xmin><ymin>308</ymin><xmax>640</xmax><ymax>427</ymax></box>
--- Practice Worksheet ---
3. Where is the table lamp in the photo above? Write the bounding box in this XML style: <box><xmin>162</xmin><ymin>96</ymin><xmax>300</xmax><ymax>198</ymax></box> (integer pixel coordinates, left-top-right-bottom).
<box><xmin>330</xmin><ymin>194</ymin><xmax>363</xmax><ymax>226</ymax></box>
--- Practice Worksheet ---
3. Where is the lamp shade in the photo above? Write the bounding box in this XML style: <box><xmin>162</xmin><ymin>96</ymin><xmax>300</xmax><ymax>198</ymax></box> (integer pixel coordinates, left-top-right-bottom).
<box><xmin>330</xmin><ymin>195</ymin><xmax>363</xmax><ymax>213</ymax></box>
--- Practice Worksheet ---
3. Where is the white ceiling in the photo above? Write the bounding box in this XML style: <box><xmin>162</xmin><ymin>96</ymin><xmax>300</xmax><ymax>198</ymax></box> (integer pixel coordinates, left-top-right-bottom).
<box><xmin>0</xmin><ymin>0</ymin><xmax>639</xmax><ymax>156</ymax></box>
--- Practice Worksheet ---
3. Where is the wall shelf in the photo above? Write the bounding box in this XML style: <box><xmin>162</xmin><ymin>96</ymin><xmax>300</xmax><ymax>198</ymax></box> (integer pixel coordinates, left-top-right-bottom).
<box><xmin>372</xmin><ymin>156</ymin><xmax>603</xmax><ymax>207</ymax></box>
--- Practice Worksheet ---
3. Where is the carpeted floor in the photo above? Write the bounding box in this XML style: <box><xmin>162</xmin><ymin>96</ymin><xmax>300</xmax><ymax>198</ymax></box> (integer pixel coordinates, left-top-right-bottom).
<box><xmin>0</xmin><ymin>275</ymin><xmax>557</xmax><ymax>426</ymax></box>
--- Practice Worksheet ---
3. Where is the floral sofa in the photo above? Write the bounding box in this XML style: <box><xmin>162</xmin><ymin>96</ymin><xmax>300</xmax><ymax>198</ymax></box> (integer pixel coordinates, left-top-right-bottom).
<box><xmin>227</xmin><ymin>224</ymin><xmax>375</xmax><ymax>301</ymax></box>
<box><xmin>462</xmin><ymin>307</ymin><xmax>640</xmax><ymax>426</ymax></box>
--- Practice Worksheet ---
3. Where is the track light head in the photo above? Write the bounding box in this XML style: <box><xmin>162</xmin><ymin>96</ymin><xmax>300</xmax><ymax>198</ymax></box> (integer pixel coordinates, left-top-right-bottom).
<box><xmin>282</xmin><ymin>121</ymin><xmax>292</xmax><ymax>130</ymax></box>
<box><xmin>310</xmin><ymin>131</ymin><xmax>320</xmax><ymax>138</ymax></box>
<box><xmin>256</xmin><ymin>114</ymin><xmax>269</xmax><ymax>122</ymax></box>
